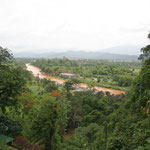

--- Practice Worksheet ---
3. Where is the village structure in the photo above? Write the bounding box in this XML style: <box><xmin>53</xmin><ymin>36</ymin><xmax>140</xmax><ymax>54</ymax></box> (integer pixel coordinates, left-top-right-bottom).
<box><xmin>73</xmin><ymin>85</ymin><xmax>89</xmax><ymax>92</ymax></box>
<box><xmin>59</xmin><ymin>73</ymin><xmax>80</xmax><ymax>78</ymax></box>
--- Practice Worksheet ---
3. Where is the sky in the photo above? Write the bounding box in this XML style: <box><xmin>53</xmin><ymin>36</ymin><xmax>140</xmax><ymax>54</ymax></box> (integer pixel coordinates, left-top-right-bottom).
<box><xmin>0</xmin><ymin>0</ymin><xmax>150</xmax><ymax>55</ymax></box>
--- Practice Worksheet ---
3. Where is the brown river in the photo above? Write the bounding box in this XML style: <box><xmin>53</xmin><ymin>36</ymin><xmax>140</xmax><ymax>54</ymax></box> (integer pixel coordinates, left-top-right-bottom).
<box><xmin>26</xmin><ymin>64</ymin><xmax>125</xmax><ymax>95</ymax></box>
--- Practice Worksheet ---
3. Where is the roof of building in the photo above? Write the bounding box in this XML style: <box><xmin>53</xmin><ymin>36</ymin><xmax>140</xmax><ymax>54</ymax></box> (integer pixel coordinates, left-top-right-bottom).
<box><xmin>60</xmin><ymin>73</ymin><xmax>77</xmax><ymax>76</ymax></box>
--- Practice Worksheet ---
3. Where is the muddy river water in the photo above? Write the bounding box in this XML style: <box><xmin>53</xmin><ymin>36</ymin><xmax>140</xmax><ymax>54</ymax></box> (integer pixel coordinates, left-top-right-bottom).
<box><xmin>26</xmin><ymin>64</ymin><xmax>125</xmax><ymax>95</ymax></box>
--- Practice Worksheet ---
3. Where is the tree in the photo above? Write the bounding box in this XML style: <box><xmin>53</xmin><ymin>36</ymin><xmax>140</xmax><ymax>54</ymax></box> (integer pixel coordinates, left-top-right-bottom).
<box><xmin>64</xmin><ymin>80</ymin><xmax>74</xmax><ymax>100</ymax></box>
<box><xmin>131</xmin><ymin>34</ymin><xmax>150</xmax><ymax>112</ymax></box>
<box><xmin>44</xmin><ymin>81</ymin><xmax>58</xmax><ymax>93</ymax></box>
<box><xmin>70</xmin><ymin>78</ymin><xmax>81</xmax><ymax>84</ymax></box>
<box><xmin>0</xmin><ymin>115</ymin><xmax>22</xmax><ymax>137</ymax></box>
<box><xmin>138</xmin><ymin>32</ymin><xmax>150</xmax><ymax>61</ymax></box>
<box><xmin>0</xmin><ymin>65</ymin><xmax>25</xmax><ymax>114</ymax></box>
<box><xmin>0</xmin><ymin>141</ymin><xmax>10</xmax><ymax>150</ymax></box>
<box><xmin>87</xmin><ymin>82</ymin><xmax>95</xmax><ymax>90</ymax></box>
<box><xmin>0</xmin><ymin>47</ymin><xmax>26</xmax><ymax>114</ymax></box>
<box><xmin>30</xmin><ymin>95</ymin><xmax>61</xmax><ymax>150</ymax></box>
<box><xmin>0</xmin><ymin>46</ymin><xmax>13</xmax><ymax>65</ymax></box>
<box><xmin>105</xmin><ymin>33</ymin><xmax>150</xmax><ymax>150</ymax></box>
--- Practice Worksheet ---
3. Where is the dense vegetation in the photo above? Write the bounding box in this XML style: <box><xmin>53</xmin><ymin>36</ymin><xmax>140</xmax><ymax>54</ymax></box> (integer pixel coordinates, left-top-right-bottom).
<box><xmin>0</xmin><ymin>33</ymin><xmax>150</xmax><ymax>149</ymax></box>
<box><xmin>31</xmin><ymin>57</ymin><xmax>140</xmax><ymax>90</ymax></box>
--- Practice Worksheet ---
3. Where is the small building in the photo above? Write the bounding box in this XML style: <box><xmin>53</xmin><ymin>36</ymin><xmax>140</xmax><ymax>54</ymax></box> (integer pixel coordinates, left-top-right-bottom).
<box><xmin>73</xmin><ymin>85</ymin><xmax>89</xmax><ymax>92</ymax></box>
<box><xmin>74</xmin><ymin>86</ymin><xmax>89</xmax><ymax>92</ymax></box>
<box><xmin>59</xmin><ymin>73</ymin><xmax>80</xmax><ymax>78</ymax></box>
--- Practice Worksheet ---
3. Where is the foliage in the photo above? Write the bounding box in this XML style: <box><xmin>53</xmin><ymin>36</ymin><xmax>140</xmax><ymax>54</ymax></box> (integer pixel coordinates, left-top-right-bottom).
<box><xmin>0</xmin><ymin>46</ymin><xmax>13</xmax><ymax>65</ymax></box>
<box><xmin>131</xmin><ymin>58</ymin><xmax>150</xmax><ymax>112</ymax></box>
<box><xmin>51</xmin><ymin>91</ymin><xmax>62</xmax><ymax>99</ymax></box>
<box><xmin>0</xmin><ymin>141</ymin><xmax>9</xmax><ymax>150</ymax></box>
<box><xmin>31</xmin><ymin>57</ymin><xmax>140</xmax><ymax>90</ymax></box>
<box><xmin>0</xmin><ymin>115</ymin><xmax>22</xmax><ymax>137</ymax></box>
<box><xmin>64</xmin><ymin>80</ymin><xmax>74</xmax><ymax>100</ymax></box>
<box><xmin>29</xmin><ymin>95</ymin><xmax>61</xmax><ymax>150</ymax></box>
<box><xmin>1</xmin><ymin>39</ymin><xmax>150</xmax><ymax>150</ymax></box>
<box><xmin>138</xmin><ymin>32</ymin><xmax>150</xmax><ymax>61</ymax></box>
<box><xmin>0</xmin><ymin>47</ymin><xmax>26</xmax><ymax>114</ymax></box>
<box><xmin>44</xmin><ymin>81</ymin><xmax>58</xmax><ymax>93</ymax></box>
<box><xmin>62</xmin><ymin>135</ymin><xmax>89</xmax><ymax>150</ymax></box>
<box><xmin>14</xmin><ymin>136</ymin><xmax>41</xmax><ymax>150</ymax></box>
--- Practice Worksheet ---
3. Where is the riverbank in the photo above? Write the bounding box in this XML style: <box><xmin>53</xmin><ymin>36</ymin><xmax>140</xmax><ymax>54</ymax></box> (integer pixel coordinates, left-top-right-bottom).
<box><xmin>26</xmin><ymin>64</ymin><xmax>125</xmax><ymax>95</ymax></box>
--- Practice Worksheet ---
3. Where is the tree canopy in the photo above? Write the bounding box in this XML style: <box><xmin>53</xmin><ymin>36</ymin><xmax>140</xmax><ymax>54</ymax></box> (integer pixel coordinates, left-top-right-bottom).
<box><xmin>138</xmin><ymin>32</ymin><xmax>150</xmax><ymax>61</ymax></box>
<box><xmin>0</xmin><ymin>47</ymin><xmax>25</xmax><ymax>113</ymax></box>
<box><xmin>0</xmin><ymin>46</ymin><xmax>13</xmax><ymax>65</ymax></box>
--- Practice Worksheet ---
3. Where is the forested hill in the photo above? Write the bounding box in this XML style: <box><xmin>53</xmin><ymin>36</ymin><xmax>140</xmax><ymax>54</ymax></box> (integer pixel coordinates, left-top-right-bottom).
<box><xmin>14</xmin><ymin>51</ymin><xmax>138</xmax><ymax>61</ymax></box>
<box><xmin>0</xmin><ymin>33</ymin><xmax>150</xmax><ymax>149</ymax></box>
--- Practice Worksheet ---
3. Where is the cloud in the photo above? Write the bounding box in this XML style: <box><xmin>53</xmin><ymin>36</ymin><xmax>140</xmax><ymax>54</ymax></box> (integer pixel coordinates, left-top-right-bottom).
<box><xmin>120</xmin><ymin>24</ymin><xmax>150</xmax><ymax>33</ymax></box>
<box><xmin>0</xmin><ymin>0</ymin><xmax>150</xmax><ymax>53</ymax></box>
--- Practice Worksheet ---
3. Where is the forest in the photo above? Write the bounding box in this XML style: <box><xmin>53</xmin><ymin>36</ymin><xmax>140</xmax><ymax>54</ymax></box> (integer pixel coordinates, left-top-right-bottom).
<box><xmin>31</xmin><ymin>58</ymin><xmax>140</xmax><ymax>91</ymax></box>
<box><xmin>0</xmin><ymin>33</ymin><xmax>150</xmax><ymax>150</ymax></box>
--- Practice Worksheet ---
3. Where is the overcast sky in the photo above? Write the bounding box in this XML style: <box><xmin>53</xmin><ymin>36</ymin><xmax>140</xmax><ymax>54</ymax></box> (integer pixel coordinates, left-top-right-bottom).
<box><xmin>0</xmin><ymin>0</ymin><xmax>150</xmax><ymax>54</ymax></box>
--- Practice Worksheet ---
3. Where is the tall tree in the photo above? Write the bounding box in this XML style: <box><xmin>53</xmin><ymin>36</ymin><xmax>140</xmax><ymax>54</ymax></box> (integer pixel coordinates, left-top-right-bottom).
<box><xmin>0</xmin><ymin>46</ymin><xmax>25</xmax><ymax>113</ymax></box>
<box><xmin>132</xmin><ymin>33</ymin><xmax>150</xmax><ymax>111</ymax></box>
<box><xmin>64</xmin><ymin>80</ymin><xmax>74</xmax><ymax>100</ymax></box>
<box><xmin>30</xmin><ymin>95</ymin><xmax>61</xmax><ymax>150</ymax></box>
<box><xmin>138</xmin><ymin>32</ymin><xmax>150</xmax><ymax>61</ymax></box>
<box><xmin>0</xmin><ymin>46</ymin><xmax>13</xmax><ymax>65</ymax></box>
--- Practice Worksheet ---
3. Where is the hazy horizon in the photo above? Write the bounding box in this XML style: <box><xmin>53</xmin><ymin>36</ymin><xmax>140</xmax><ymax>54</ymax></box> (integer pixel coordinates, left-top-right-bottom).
<box><xmin>0</xmin><ymin>0</ymin><xmax>150</xmax><ymax>55</ymax></box>
<box><xmin>13</xmin><ymin>44</ymin><xmax>142</xmax><ymax>56</ymax></box>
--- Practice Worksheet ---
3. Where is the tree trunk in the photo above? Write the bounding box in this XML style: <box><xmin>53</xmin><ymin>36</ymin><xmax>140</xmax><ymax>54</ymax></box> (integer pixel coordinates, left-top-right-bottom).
<box><xmin>51</xmin><ymin>136</ymin><xmax>54</xmax><ymax>150</ymax></box>
<box><xmin>45</xmin><ymin>139</ymin><xmax>51</xmax><ymax>150</ymax></box>
<box><xmin>104</xmin><ymin>123</ymin><xmax>108</xmax><ymax>150</ymax></box>
<box><xmin>45</xmin><ymin>136</ymin><xmax>54</xmax><ymax>150</ymax></box>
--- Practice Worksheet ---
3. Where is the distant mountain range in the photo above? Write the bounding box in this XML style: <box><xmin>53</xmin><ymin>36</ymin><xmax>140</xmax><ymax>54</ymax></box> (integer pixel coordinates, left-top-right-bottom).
<box><xmin>101</xmin><ymin>45</ymin><xmax>142</xmax><ymax>55</ymax></box>
<box><xmin>14</xmin><ymin>44</ymin><xmax>142</xmax><ymax>61</ymax></box>
<box><xmin>14</xmin><ymin>51</ymin><xmax>138</xmax><ymax>61</ymax></box>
